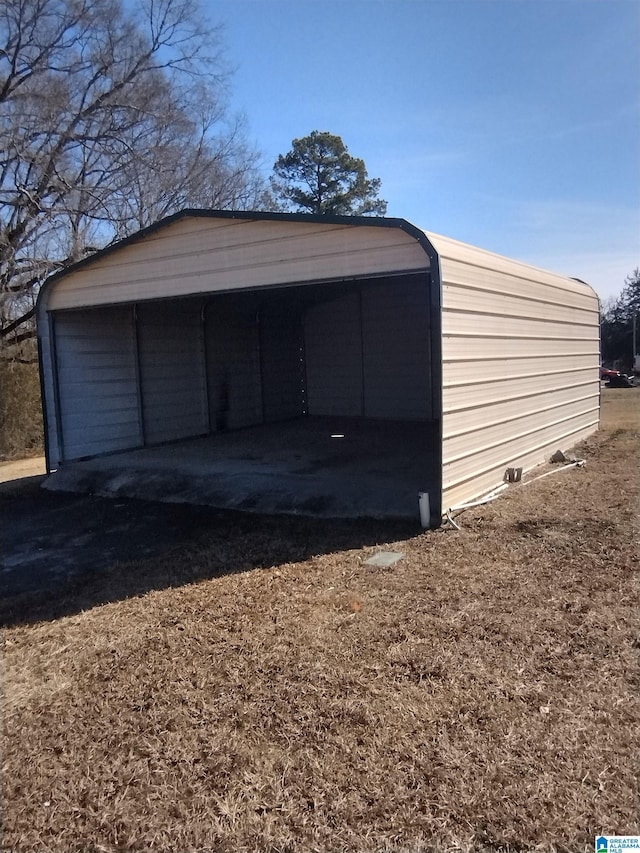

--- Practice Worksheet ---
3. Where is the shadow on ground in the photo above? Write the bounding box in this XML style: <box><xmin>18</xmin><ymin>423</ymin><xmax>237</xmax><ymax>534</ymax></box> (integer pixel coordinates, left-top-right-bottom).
<box><xmin>0</xmin><ymin>478</ymin><xmax>417</xmax><ymax>628</ymax></box>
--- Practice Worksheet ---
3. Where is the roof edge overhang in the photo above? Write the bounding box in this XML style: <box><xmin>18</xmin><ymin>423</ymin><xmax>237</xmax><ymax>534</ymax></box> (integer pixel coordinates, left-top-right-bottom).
<box><xmin>36</xmin><ymin>209</ymin><xmax>439</xmax><ymax>316</ymax></box>
<box><xmin>424</xmin><ymin>229</ymin><xmax>598</xmax><ymax>303</ymax></box>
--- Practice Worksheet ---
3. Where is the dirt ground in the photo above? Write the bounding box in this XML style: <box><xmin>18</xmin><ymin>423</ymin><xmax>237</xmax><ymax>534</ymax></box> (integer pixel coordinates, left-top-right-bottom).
<box><xmin>1</xmin><ymin>475</ymin><xmax>274</xmax><ymax>605</ymax></box>
<box><xmin>1</xmin><ymin>389</ymin><xmax>639</xmax><ymax>853</ymax></box>
<box><xmin>0</xmin><ymin>455</ymin><xmax>46</xmax><ymax>484</ymax></box>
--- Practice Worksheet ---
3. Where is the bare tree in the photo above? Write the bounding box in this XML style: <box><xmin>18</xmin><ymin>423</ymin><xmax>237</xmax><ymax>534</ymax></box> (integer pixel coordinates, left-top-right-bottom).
<box><xmin>107</xmin><ymin>105</ymin><xmax>265</xmax><ymax>239</ymax></box>
<box><xmin>0</xmin><ymin>0</ymin><xmax>263</xmax><ymax>347</ymax></box>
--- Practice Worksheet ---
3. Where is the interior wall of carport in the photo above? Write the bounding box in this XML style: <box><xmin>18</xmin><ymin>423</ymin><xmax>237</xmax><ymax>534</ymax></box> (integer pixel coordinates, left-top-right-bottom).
<box><xmin>48</xmin><ymin>300</ymin><xmax>211</xmax><ymax>463</ymax></box>
<box><xmin>45</xmin><ymin>272</ymin><xmax>435</xmax><ymax>466</ymax></box>
<box><xmin>204</xmin><ymin>273</ymin><xmax>434</xmax><ymax>431</ymax></box>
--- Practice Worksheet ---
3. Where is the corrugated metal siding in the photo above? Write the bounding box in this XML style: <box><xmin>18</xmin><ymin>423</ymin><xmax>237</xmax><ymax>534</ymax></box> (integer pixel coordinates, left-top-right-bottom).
<box><xmin>428</xmin><ymin>231</ymin><xmax>600</xmax><ymax>511</ymax></box>
<box><xmin>442</xmin><ymin>420</ymin><xmax>598</xmax><ymax>512</ymax></box>
<box><xmin>305</xmin><ymin>292</ymin><xmax>363</xmax><ymax>417</ymax></box>
<box><xmin>205</xmin><ymin>300</ymin><xmax>263</xmax><ymax>430</ymax></box>
<box><xmin>137</xmin><ymin>301</ymin><xmax>208</xmax><ymax>444</ymax></box>
<box><xmin>53</xmin><ymin>307</ymin><xmax>141</xmax><ymax>461</ymax></box>
<box><xmin>361</xmin><ymin>279</ymin><xmax>432</xmax><ymax>419</ymax></box>
<box><xmin>48</xmin><ymin>218</ymin><xmax>430</xmax><ymax>310</ymax></box>
<box><xmin>259</xmin><ymin>302</ymin><xmax>305</xmax><ymax>422</ymax></box>
<box><xmin>444</xmin><ymin>354</ymin><xmax>596</xmax><ymax>384</ymax></box>
<box><xmin>40</xmin><ymin>215</ymin><xmax>601</xmax><ymax>526</ymax></box>
<box><xmin>303</xmin><ymin>277</ymin><xmax>432</xmax><ymax>420</ymax></box>
<box><xmin>443</xmin><ymin>370</ymin><xmax>596</xmax><ymax>433</ymax></box>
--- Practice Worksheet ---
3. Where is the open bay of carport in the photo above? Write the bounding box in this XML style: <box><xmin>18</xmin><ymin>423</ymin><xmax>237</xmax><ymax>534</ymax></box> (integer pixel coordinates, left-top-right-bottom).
<box><xmin>43</xmin><ymin>416</ymin><xmax>439</xmax><ymax>521</ymax></box>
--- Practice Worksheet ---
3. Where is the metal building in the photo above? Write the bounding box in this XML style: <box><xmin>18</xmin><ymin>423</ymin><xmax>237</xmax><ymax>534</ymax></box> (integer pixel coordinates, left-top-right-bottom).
<box><xmin>37</xmin><ymin>210</ymin><xmax>600</xmax><ymax>526</ymax></box>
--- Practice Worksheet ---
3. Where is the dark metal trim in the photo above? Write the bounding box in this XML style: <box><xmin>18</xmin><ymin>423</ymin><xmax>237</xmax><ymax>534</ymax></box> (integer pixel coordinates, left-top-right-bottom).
<box><xmin>48</xmin><ymin>312</ymin><xmax>65</xmax><ymax>466</ymax></box>
<box><xmin>36</xmin><ymin>325</ymin><xmax>51</xmax><ymax>473</ymax></box>
<box><xmin>410</xmin><ymin>254</ymin><xmax>444</xmax><ymax>528</ymax></box>
<box><xmin>570</xmin><ymin>275</ymin><xmax>599</xmax><ymax>300</ymax></box>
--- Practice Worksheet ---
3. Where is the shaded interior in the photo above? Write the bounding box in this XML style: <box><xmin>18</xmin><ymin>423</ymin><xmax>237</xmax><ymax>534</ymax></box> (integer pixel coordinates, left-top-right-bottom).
<box><xmin>46</xmin><ymin>273</ymin><xmax>441</xmax><ymax>522</ymax></box>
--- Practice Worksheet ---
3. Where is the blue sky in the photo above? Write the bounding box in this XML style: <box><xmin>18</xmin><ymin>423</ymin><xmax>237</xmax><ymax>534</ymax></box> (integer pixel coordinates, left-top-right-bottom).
<box><xmin>212</xmin><ymin>0</ymin><xmax>639</xmax><ymax>302</ymax></box>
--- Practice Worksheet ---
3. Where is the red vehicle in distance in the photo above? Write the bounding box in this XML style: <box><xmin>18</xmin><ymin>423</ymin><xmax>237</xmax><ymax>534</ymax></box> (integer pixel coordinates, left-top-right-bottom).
<box><xmin>600</xmin><ymin>367</ymin><xmax>634</xmax><ymax>387</ymax></box>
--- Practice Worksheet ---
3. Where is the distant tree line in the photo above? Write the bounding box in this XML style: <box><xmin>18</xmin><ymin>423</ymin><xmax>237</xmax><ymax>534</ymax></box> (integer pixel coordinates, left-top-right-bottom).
<box><xmin>600</xmin><ymin>269</ymin><xmax>640</xmax><ymax>372</ymax></box>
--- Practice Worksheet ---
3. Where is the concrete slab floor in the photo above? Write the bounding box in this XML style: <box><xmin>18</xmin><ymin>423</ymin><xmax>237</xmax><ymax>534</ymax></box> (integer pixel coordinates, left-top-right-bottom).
<box><xmin>44</xmin><ymin>417</ymin><xmax>440</xmax><ymax>521</ymax></box>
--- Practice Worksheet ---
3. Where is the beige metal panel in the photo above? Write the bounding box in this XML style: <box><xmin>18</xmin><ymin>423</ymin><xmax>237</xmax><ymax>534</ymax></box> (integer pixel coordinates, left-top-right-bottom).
<box><xmin>426</xmin><ymin>230</ymin><xmax>598</xmax><ymax>306</ymax></box>
<box><xmin>435</xmin><ymin>227</ymin><xmax>600</xmax><ymax>516</ymax></box>
<box><xmin>443</xmin><ymin>355</ymin><xmax>597</xmax><ymax>384</ymax></box>
<box><xmin>443</xmin><ymin>410</ymin><xmax>598</xmax><ymax>507</ymax></box>
<box><xmin>444</xmin><ymin>369</ymin><xmax>596</xmax><ymax>411</ymax></box>
<box><xmin>442</xmin><ymin>420</ymin><xmax>597</xmax><ymax>511</ymax></box>
<box><xmin>442</xmin><ymin>334</ymin><xmax>599</xmax><ymax>360</ymax></box>
<box><xmin>443</xmin><ymin>309</ymin><xmax>595</xmax><ymax>340</ymax></box>
<box><xmin>443</xmin><ymin>406</ymin><xmax>599</xmax><ymax>480</ymax></box>
<box><xmin>444</xmin><ymin>377</ymin><xmax>598</xmax><ymax>436</ymax></box>
<box><xmin>48</xmin><ymin>218</ymin><xmax>429</xmax><ymax>310</ymax></box>
<box><xmin>444</xmin><ymin>395</ymin><xmax>599</xmax><ymax>461</ymax></box>
<box><xmin>54</xmin><ymin>307</ymin><xmax>142</xmax><ymax>461</ymax></box>
<box><xmin>81</xmin><ymin>219</ymin><xmax>379</xmax><ymax>272</ymax></box>
<box><xmin>443</xmin><ymin>409</ymin><xmax>599</xmax><ymax>487</ymax></box>
<box><xmin>440</xmin><ymin>265</ymin><xmax>597</xmax><ymax>312</ymax></box>
<box><xmin>443</xmin><ymin>279</ymin><xmax>598</xmax><ymax>322</ymax></box>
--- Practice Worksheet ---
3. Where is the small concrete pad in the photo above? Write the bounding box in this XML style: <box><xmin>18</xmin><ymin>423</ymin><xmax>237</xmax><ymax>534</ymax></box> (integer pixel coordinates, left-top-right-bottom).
<box><xmin>365</xmin><ymin>550</ymin><xmax>405</xmax><ymax>567</ymax></box>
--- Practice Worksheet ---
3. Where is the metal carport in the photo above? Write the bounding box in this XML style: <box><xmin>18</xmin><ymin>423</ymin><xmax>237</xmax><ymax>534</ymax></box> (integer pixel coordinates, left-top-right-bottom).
<box><xmin>37</xmin><ymin>210</ymin><xmax>600</xmax><ymax>526</ymax></box>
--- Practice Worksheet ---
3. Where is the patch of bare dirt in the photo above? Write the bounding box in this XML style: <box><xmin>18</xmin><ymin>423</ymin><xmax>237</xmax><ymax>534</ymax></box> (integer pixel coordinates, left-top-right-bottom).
<box><xmin>2</xmin><ymin>389</ymin><xmax>638</xmax><ymax>853</ymax></box>
<box><xmin>0</xmin><ymin>456</ymin><xmax>46</xmax><ymax>485</ymax></box>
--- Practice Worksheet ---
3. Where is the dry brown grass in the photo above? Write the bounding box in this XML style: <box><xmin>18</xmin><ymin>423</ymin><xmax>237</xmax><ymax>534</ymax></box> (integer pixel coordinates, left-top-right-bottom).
<box><xmin>0</xmin><ymin>346</ymin><xmax>44</xmax><ymax>460</ymax></box>
<box><xmin>2</xmin><ymin>390</ymin><xmax>639</xmax><ymax>853</ymax></box>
